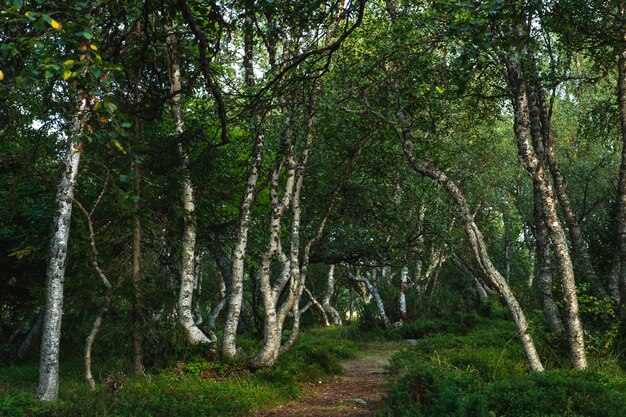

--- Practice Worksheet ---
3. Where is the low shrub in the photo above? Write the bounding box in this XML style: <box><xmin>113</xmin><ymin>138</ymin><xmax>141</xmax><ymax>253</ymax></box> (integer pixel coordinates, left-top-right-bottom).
<box><xmin>0</xmin><ymin>325</ymin><xmax>359</xmax><ymax>417</ymax></box>
<box><xmin>383</xmin><ymin>318</ymin><xmax>626</xmax><ymax>417</ymax></box>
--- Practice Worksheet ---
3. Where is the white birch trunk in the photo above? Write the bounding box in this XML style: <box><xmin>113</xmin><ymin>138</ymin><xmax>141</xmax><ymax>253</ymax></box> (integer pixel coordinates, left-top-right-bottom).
<box><xmin>322</xmin><ymin>265</ymin><xmax>342</xmax><ymax>325</ymax></box>
<box><xmin>398</xmin><ymin>101</ymin><xmax>545</xmax><ymax>372</ymax></box>
<box><xmin>347</xmin><ymin>267</ymin><xmax>391</xmax><ymax>328</ymax></box>
<box><xmin>222</xmin><ymin>0</ymin><xmax>264</xmax><ymax>357</ymax></box>
<box><xmin>304</xmin><ymin>287</ymin><xmax>330</xmax><ymax>326</ymax></box>
<box><xmin>166</xmin><ymin>24</ymin><xmax>214</xmax><ymax>345</ymax></box>
<box><xmin>414</xmin><ymin>205</ymin><xmax>426</xmax><ymax>292</ymax></box>
<box><xmin>37</xmin><ymin>96</ymin><xmax>87</xmax><ymax>401</ymax></box>
<box><xmin>504</xmin><ymin>53</ymin><xmax>586</xmax><ymax>369</ymax></box>
<box><xmin>399</xmin><ymin>265</ymin><xmax>408</xmax><ymax>320</ymax></box>
<box><xmin>222</xmin><ymin>138</ymin><xmax>262</xmax><ymax>357</ymax></box>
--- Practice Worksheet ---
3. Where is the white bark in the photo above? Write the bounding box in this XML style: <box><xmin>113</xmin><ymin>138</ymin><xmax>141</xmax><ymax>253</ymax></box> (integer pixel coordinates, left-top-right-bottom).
<box><xmin>37</xmin><ymin>96</ymin><xmax>87</xmax><ymax>401</ymax></box>
<box><xmin>414</xmin><ymin>206</ymin><xmax>426</xmax><ymax>292</ymax></box>
<box><xmin>504</xmin><ymin>52</ymin><xmax>586</xmax><ymax>369</ymax></box>
<box><xmin>166</xmin><ymin>23</ymin><xmax>214</xmax><ymax>345</ymax></box>
<box><xmin>382</xmin><ymin>266</ymin><xmax>392</xmax><ymax>285</ymax></box>
<box><xmin>304</xmin><ymin>287</ymin><xmax>330</xmax><ymax>327</ymax></box>
<box><xmin>399</xmin><ymin>265</ymin><xmax>408</xmax><ymax>320</ymax></box>
<box><xmin>322</xmin><ymin>265</ymin><xmax>342</xmax><ymax>325</ymax></box>
<box><xmin>347</xmin><ymin>267</ymin><xmax>391</xmax><ymax>328</ymax></box>
<box><xmin>222</xmin><ymin>0</ymin><xmax>265</xmax><ymax>357</ymax></box>
<box><xmin>397</xmin><ymin>98</ymin><xmax>544</xmax><ymax>372</ymax></box>
<box><xmin>223</xmin><ymin>136</ymin><xmax>263</xmax><ymax>357</ymax></box>
<box><xmin>424</xmin><ymin>246</ymin><xmax>447</xmax><ymax>293</ymax></box>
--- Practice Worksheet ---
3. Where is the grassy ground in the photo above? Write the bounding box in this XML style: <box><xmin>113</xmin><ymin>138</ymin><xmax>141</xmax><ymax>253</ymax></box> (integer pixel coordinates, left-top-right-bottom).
<box><xmin>0</xmin><ymin>326</ymin><xmax>368</xmax><ymax>417</ymax></box>
<box><xmin>382</xmin><ymin>315</ymin><xmax>626</xmax><ymax>417</ymax></box>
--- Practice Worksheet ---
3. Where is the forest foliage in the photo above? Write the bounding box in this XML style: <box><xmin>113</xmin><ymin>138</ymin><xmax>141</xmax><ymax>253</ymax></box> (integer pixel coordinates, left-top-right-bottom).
<box><xmin>1</xmin><ymin>0</ymin><xmax>626</xmax><ymax>415</ymax></box>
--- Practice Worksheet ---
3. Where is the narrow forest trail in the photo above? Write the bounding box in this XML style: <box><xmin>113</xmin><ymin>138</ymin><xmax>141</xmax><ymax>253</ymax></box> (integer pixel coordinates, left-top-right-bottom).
<box><xmin>255</xmin><ymin>342</ymin><xmax>400</xmax><ymax>417</ymax></box>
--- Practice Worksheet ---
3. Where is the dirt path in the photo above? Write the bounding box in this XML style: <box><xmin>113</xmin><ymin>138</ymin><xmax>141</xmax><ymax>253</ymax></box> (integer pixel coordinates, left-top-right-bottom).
<box><xmin>256</xmin><ymin>343</ymin><xmax>399</xmax><ymax>417</ymax></box>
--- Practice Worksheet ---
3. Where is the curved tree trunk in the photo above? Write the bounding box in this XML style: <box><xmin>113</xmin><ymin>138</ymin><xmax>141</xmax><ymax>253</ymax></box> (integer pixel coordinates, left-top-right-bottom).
<box><xmin>398</xmin><ymin>106</ymin><xmax>544</xmax><ymax>372</ymax></box>
<box><xmin>17</xmin><ymin>312</ymin><xmax>44</xmax><ymax>360</ymax></box>
<box><xmin>304</xmin><ymin>287</ymin><xmax>330</xmax><ymax>326</ymax></box>
<box><xmin>527</xmin><ymin>81</ymin><xmax>606</xmax><ymax>299</ymax></box>
<box><xmin>322</xmin><ymin>265</ymin><xmax>342</xmax><ymax>325</ymax></box>
<box><xmin>504</xmin><ymin>53</ymin><xmax>586</xmax><ymax>369</ymax></box>
<box><xmin>452</xmin><ymin>256</ymin><xmax>490</xmax><ymax>303</ymax></box>
<box><xmin>166</xmin><ymin>22</ymin><xmax>214</xmax><ymax>345</ymax></box>
<box><xmin>347</xmin><ymin>267</ymin><xmax>392</xmax><ymax>328</ymax></box>
<box><xmin>37</xmin><ymin>96</ymin><xmax>87</xmax><ymax>401</ymax></box>
<box><xmin>222</xmin><ymin>0</ymin><xmax>264</xmax><ymax>357</ymax></box>
<box><xmin>84</xmin><ymin>291</ymin><xmax>111</xmax><ymax>391</ymax></box>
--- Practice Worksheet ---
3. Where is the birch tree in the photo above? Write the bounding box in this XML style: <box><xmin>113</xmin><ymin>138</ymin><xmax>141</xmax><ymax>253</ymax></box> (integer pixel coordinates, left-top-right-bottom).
<box><xmin>38</xmin><ymin>95</ymin><xmax>88</xmax><ymax>401</ymax></box>
<box><xmin>165</xmin><ymin>20</ymin><xmax>215</xmax><ymax>345</ymax></box>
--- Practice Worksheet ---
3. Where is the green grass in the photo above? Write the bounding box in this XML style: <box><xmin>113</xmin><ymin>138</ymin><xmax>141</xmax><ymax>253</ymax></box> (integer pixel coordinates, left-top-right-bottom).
<box><xmin>0</xmin><ymin>326</ymin><xmax>361</xmax><ymax>417</ymax></box>
<box><xmin>381</xmin><ymin>317</ymin><xmax>626</xmax><ymax>417</ymax></box>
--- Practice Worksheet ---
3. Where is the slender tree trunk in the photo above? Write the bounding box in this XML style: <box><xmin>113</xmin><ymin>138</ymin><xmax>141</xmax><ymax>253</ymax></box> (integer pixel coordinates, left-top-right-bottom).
<box><xmin>424</xmin><ymin>246</ymin><xmax>447</xmax><ymax>294</ymax></box>
<box><xmin>130</xmin><ymin>130</ymin><xmax>144</xmax><ymax>375</ymax></box>
<box><xmin>503</xmin><ymin>210</ymin><xmax>511</xmax><ymax>282</ymax></box>
<box><xmin>527</xmin><ymin>82</ymin><xmax>606</xmax><ymax>298</ymax></box>
<box><xmin>452</xmin><ymin>256</ymin><xmax>490</xmax><ymax>303</ymax></box>
<box><xmin>322</xmin><ymin>265</ymin><xmax>342</xmax><ymax>325</ymax></box>
<box><xmin>84</xmin><ymin>292</ymin><xmax>111</xmax><ymax>391</ymax></box>
<box><xmin>223</xmin><ymin>0</ymin><xmax>263</xmax><ymax>357</ymax></box>
<box><xmin>18</xmin><ymin>312</ymin><xmax>44</xmax><ymax>360</ymax></box>
<box><xmin>251</xmin><ymin>145</ymin><xmax>297</xmax><ymax>367</ymax></box>
<box><xmin>304</xmin><ymin>287</ymin><xmax>330</xmax><ymax>326</ymax></box>
<box><xmin>73</xmin><ymin>184</ymin><xmax>117</xmax><ymax>391</ymax></box>
<box><xmin>221</xmin><ymin>137</ymin><xmax>262</xmax><ymax>357</ymax></box>
<box><xmin>37</xmin><ymin>96</ymin><xmax>87</xmax><ymax>401</ymax></box>
<box><xmin>523</xmin><ymin>71</ymin><xmax>566</xmax><ymax>335</ymax></box>
<box><xmin>414</xmin><ymin>206</ymin><xmax>426</xmax><ymax>290</ymax></box>
<box><xmin>278</xmin><ymin>132</ymin><xmax>370</xmax><ymax>358</ymax></box>
<box><xmin>252</xmin><ymin>0</ymin><xmax>354</xmax><ymax>365</ymax></box>
<box><xmin>399</xmin><ymin>265</ymin><xmax>409</xmax><ymax>320</ymax></box>
<box><xmin>504</xmin><ymin>54</ymin><xmax>586</xmax><ymax>369</ymax></box>
<box><xmin>208</xmin><ymin>244</ymin><xmax>231</xmax><ymax>329</ymax></box>
<box><xmin>398</xmin><ymin>106</ymin><xmax>544</xmax><ymax>372</ymax></box>
<box><xmin>349</xmin><ymin>285</ymin><xmax>354</xmax><ymax>321</ymax></box>
<box><xmin>347</xmin><ymin>267</ymin><xmax>391</xmax><ymax>328</ymax></box>
<box><xmin>166</xmin><ymin>23</ymin><xmax>214</xmax><ymax>345</ymax></box>
<box><xmin>533</xmin><ymin>189</ymin><xmax>565</xmax><ymax>335</ymax></box>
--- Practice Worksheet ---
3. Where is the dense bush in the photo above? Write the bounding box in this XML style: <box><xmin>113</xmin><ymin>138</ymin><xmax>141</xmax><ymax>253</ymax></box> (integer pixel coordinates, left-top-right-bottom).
<box><xmin>382</xmin><ymin>318</ymin><xmax>626</xmax><ymax>417</ymax></box>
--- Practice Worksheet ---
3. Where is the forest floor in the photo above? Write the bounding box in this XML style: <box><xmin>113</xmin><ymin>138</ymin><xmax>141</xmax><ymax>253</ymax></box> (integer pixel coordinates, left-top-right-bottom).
<box><xmin>255</xmin><ymin>342</ymin><xmax>399</xmax><ymax>417</ymax></box>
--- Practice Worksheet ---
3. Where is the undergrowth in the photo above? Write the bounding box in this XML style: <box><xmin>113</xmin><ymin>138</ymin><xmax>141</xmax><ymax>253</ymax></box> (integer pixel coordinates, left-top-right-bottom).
<box><xmin>381</xmin><ymin>316</ymin><xmax>626</xmax><ymax>417</ymax></box>
<box><xmin>0</xmin><ymin>326</ymin><xmax>359</xmax><ymax>417</ymax></box>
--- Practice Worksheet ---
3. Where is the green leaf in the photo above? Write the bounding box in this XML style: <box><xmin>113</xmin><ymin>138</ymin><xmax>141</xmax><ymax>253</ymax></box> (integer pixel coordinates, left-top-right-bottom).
<box><xmin>90</xmin><ymin>67</ymin><xmax>102</xmax><ymax>79</ymax></box>
<box><xmin>104</xmin><ymin>101</ymin><xmax>118</xmax><ymax>113</ymax></box>
<box><xmin>119</xmin><ymin>172</ymin><xmax>136</xmax><ymax>183</ymax></box>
